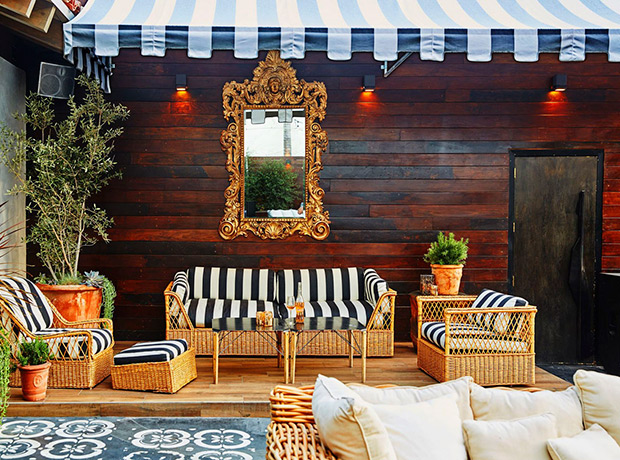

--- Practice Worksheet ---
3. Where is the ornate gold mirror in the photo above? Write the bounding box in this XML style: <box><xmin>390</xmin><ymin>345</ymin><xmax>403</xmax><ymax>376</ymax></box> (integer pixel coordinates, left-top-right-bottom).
<box><xmin>219</xmin><ymin>51</ymin><xmax>330</xmax><ymax>240</ymax></box>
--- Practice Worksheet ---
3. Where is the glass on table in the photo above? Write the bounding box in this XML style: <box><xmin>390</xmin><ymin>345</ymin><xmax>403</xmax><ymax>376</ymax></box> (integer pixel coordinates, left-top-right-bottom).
<box><xmin>285</xmin><ymin>295</ymin><xmax>296</xmax><ymax>328</ymax></box>
<box><xmin>420</xmin><ymin>274</ymin><xmax>435</xmax><ymax>295</ymax></box>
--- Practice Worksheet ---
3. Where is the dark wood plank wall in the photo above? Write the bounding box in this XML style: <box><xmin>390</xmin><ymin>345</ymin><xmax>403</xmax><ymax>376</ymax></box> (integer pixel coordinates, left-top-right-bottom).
<box><xmin>81</xmin><ymin>50</ymin><xmax>620</xmax><ymax>341</ymax></box>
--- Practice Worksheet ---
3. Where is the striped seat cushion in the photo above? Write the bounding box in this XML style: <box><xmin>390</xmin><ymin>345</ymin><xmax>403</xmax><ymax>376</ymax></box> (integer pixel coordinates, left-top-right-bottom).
<box><xmin>187</xmin><ymin>267</ymin><xmax>276</xmax><ymax>302</ymax></box>
<box><xmin>114</xmin><ymin>339</ymin><xmax>189</xmax><ymax>365</ymax></box>
<box><xmin>185</xmin><ymin>299</ymin><xmax>277</xmax><ymax>328</ymax></box>
<box><xmin>34</xmin><ymin>328</ymin><xmax>113</xmax><ymax>358</ymax></box>
<box><xmin>276</xmin><ymin>268</ymin><xmax>365</xmax><ymax>303</ymax></box>
<box><xmin>0</xmin><ymin>277</ymin><xmax>54</xmax><ymax>333</ymax></box>
<box><xmin>278</xmin><ymin>300</ymin><xmax>375</xmax><ymax>326</ymax></box>
<box><xmin>472</xmin><ymin>289</ymin><xmax>529</xmax><ymax>333</ymax></box>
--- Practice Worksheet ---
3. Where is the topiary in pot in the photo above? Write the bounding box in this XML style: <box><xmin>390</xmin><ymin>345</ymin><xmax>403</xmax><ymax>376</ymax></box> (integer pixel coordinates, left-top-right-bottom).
<box><xmin>423</xmin><ymin>232</ymin><xmax>469</xmax><ymax>295</ymax></box>
<box><xmin>15</xmin><ymin>338</ymin><xmax>52</xmax><ymax>401</ymax></box>
<box><xmin>0</xmin><ymin>75</ymin><xmax>127</xmax><ymax>321</ymax></box>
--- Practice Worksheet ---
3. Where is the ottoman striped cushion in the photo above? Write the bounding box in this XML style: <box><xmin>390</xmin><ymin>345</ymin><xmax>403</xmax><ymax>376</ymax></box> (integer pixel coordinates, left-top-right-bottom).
<box><xmin>114</xmin><ymin>339</ymin><xmax>189</xmax><ymax>365</ymax></box>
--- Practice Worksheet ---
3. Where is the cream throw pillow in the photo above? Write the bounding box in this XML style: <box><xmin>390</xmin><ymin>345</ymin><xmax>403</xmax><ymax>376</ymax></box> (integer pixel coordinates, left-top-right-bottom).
<box><xmin>312</xmin><ymin>374</ymin><xmax>397</xmax><ymax>460</ymax></box>
<box><xmin>547</xmin><ymin>424</ymin><xmax>620</xmax><ymax>460</ymax></box>
<box><xmin>372</xmin><ymin>394</ymin><xmax>468</xmax><ymax>460</ymax></box>
<box><xmin>463</xmin><ymin>413</ymin><xmax>558</xmax><ymax>460</ymax></box>
<box><xmin>470</xmin><ymin>383</ymin><xmax>583</xmax><ymax>437</ymax></box>
<box><xmin>573</xmin><ymin>370</ymin><xmax>620</xmax><ymax>446</ymax></box>
<box><xmin>348</xmin><ymin>376</ymin><xmax>474</xmax><ymax>421</ymax></box>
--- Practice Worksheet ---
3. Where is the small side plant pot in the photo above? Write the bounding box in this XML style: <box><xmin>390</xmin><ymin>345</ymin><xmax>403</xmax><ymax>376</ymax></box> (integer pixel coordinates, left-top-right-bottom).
<box><xmin>431</xmin><ymin>264</ymin><xmax>463</xmax><ymax>296</ymax></box>
<box><xmin>18</xmin><ymin>362</ymin><xmax>51</xmax><ymax>401</ymax></box>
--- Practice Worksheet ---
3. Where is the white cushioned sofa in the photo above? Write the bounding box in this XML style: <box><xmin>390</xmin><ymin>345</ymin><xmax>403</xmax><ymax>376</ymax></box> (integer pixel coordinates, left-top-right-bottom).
<box><xmin>164</xmin><ymin>267</ymin><xmax>396</xmax><ymax>356</ymax></box>
<box><xmin>266</xmin><ymin>370</ymin><xmax>620</xmax><ymax>460</ymax></box>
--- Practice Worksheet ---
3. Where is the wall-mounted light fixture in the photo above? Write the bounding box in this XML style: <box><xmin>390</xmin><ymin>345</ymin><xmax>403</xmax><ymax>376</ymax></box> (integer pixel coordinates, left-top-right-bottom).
<box><xmin>363</xmin><ymin>74</ymin><xmax>375</xmax><ymax>92</ymax></box>
<box><xmin>551</xmin><ymin>74</ymin><xmax>567</xmax><ymax>92</ymax></box>
<box><xmin>176</xmin><ymin>74</ymin><xmax>187</xmax><ymax>91</ymax></box>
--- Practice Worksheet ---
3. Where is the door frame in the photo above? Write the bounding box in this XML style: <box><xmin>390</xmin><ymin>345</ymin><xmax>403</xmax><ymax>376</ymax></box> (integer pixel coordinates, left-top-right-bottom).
<box><xmin>508</xmin><ymin>149</ymin><xmax>604</xmax><ymax>295</ymax></box>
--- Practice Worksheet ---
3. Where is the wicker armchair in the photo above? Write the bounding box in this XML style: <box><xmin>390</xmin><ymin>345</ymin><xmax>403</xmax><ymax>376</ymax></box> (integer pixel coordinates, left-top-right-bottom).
<box><xmin>416</xmin><ymin>296</ymin><xmax>537</xmax><ymax>386</ymax></box>
<box><xmin>267</xmin><ymin>385</ymin><xmax>337</xmax><ymax>460</ymax></box>
<box><xmin>0</xmin><ymin>277</ymin><xmax>114</xmax><ymax>389</ymax></box>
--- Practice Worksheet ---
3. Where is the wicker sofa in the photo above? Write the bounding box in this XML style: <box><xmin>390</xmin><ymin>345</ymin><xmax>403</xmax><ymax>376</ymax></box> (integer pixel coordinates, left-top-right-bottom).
<box><xmin>164</xmin><ymin>267</ymin><xmax>396</xmax><ymax>357</ymax></box>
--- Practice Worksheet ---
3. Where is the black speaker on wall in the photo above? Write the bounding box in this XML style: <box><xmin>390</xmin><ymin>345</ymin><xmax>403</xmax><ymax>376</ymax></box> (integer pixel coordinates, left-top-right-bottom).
<box><xmin>38</xmin><ymin>62</ymin><xmax>76</xmax><ymax>99</ymax></box>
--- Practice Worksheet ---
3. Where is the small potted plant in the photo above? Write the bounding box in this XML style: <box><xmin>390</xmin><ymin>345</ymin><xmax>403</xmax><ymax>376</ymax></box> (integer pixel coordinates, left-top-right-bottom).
<box><xmin>423</xmin><ymin>232</ymin><xmax>469</xmax><ymax>295</ymax></box>
<box><xmin>15</xmin><ymin>338</ymin><xmax>52</xmax><ymax>401</ymax></box>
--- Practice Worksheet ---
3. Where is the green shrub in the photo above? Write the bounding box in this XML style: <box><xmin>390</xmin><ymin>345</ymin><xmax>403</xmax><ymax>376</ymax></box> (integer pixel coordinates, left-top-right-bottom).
<box><xmin>245</xmin><ymin>159</ymin><xmax>301</xmax><ymax>211</ymax></box>
<box><xmin>423</xmin><ymin>232</ymin><xmax>469</xmax><ymax>266</ymax></box>
<box><xmin>16</xmin><ymin>338</ymin><xmax>52</xmax><ymax>367</ymax></box>
<box><xmin>0</xmin><ymin>330</ymin><xmax>10</xmax><ymax>422</ymax></box>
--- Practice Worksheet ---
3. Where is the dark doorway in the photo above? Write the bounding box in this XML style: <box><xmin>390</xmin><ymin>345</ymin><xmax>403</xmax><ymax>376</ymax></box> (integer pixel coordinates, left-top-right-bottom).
<box><xmin>509</xmin><ymin>150</ymin><xmax>602</xmax><ymax>363</ymax></box>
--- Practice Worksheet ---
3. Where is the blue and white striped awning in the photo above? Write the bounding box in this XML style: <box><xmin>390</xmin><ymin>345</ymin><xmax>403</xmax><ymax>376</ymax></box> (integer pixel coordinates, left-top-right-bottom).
<box><xmin>64</xmin><ymin>0</ymin><xmax>620</xmax><ymax>91</ymax></box>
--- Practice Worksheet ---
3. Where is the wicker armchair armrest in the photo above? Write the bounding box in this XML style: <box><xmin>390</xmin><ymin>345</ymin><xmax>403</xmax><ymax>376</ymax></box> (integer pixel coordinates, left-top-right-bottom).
<box><xmin>164</xmin><ymin>282</ymin><xmax>193</xmax><ymax>330</ymax></box>
<box><xmin>417</xmin><ymin>296</ymin><xmax>477</xmax><ymax>323</ymax></box>
<box><xmin>34</xmin><ymin>328</ymin><xmax>101</xmax><ymax>358</ymax></box>
<box><xmin>53</xmin><ymin>316</ymin><xmax>113</xmax><ymax>331</ymax></box>
<box><xmin>366</xmin><ymin>289</ymin><xmax>397</xmax><ymax>331</ymax></box>
<box><xmin>267</xmin><ymin>385</ymin><xmax>338</xmax><ymax>460</ymax></box>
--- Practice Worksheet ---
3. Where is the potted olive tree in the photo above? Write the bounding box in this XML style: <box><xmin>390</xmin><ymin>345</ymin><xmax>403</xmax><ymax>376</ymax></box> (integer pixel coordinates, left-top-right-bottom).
<box><xmin>0</xmin><ymin>75</ymin><xmax>127</xmax><ymax>321</ymax></box>
<box><xmin>423</xmin><ymin>232</ymin><xmax>469</xmax><ymax>295</ymax></box>
<box><xmin>15</xmin><ymin>338</ymin><xmax>52</xmax><ymax>401</ymax></box>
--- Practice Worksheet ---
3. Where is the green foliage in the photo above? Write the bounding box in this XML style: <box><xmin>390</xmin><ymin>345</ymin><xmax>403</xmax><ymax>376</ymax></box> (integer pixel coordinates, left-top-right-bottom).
<box><xmin>56</xmin><ymin>273</ymin><xmax>83</xmax><ymax>285</ymax></box>
<box><xmin>0</xmin><ymin>75</ymin><xmax>129</xmax><ymax>283</ymax></box>
<box><xmin>245</xmin><ymin>159</ymin><xmax>302</xmax><ymax>211</ymax></box>
<box><xmin>83</xmin><ymin>271</ymin><xmax>116</xmax><ymax>319</ymax></box>
<box><xmin>0</xmin><ymin>330</ymin><xmax>10</xmax><ymax>422</ymax></box>
<box><xmin>423</xmin><ymin>232</ymin><xmax>469</xmax><ymax>266</ymax></box>
<box><xmin>16</xmin><ymin>338</ymin><xmax>52</xmax><ymax>367</ymax></box>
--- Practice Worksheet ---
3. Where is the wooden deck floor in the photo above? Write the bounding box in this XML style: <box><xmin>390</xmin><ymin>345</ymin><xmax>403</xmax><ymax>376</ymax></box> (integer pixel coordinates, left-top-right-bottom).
<box><xmin>7</xmin><ymin>342</ymin><xmax>570</xmax><ymax>418</ymax></box>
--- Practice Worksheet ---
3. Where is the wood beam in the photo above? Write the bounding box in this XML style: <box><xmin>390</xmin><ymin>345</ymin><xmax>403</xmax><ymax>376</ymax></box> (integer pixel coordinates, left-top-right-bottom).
<box><xmin>0</xmin><ymin>15</ymin><xmax>63</xmax><ymax>53</ymax></box>
<box><xmin>0</xmin><ymin>0</ymin><xmax>37</xmax><ymax>18</ymax></box>
<box><xmin>0</xmin><ymin>1</ymin><xmax>56</xmax><ymax>33</ymax></box>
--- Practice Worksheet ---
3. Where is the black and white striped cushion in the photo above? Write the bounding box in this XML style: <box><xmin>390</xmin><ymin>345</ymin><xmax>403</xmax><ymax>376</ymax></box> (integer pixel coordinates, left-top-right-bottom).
<box><xmin>171</xmin><ymin>271</ymin><xmax>189</xmax><ymax>304</ymax></box>
<box><xmin>187</xmin><ymin>267</ymin><xmax>276</xmax><ymax>302</ymax></box>
<box><xmin>471</xmin><ymin>289</ymin><xmax>528</xmax><ymax>332</ymax></box>
<box><xmin>421</xmin><ymin>322</ymin><xmax>493</xmax><ymax>349</ymax></box>
<box><xmin>278</xmin><ymin>299</ymin><xmax>375</xmax><ymax>326</ymax></box>
<box><xmin>114</xmin><ymin>339</ymin><xmax>188</xmax><ymax>365</ymax></box>
<box><xmin>185</xmin><ymin>299</ymin><xmax>277</xmax><ymax>328</ymax></box>
<box><xmin>363</xmin><ymin>269</ymin><xmax>388</xmax><ymax>306</ymax></box>
<box><xmin>0</xmin><ymin>277</ymin><xmax>54</xmax><ymax>333</ymax></box>
<box><xmin>276</xmin><ymin>268</ymin><xmax>365</xmax><ymax>303</ymax></box>
<box><xmin>35</xmin><ymin>328</ymin><xmax>113</xmax><ymax>358</ymax></box>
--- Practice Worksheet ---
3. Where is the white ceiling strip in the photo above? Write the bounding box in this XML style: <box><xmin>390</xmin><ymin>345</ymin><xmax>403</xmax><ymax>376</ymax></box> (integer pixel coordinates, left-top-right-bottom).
<box><xmin>396</xmin><ymin>0</ymin><xmax>440</xmax><ymax>28</ymax></box>
<box><xmin>560</xmin><ymin>29</ymin><xmax>586</xmax><ymax>61</ymax></box>
<box><xmin>483</xmin><ymin>0</ymin><xmax>532</xmax><ymax>29</ymax></box>
<box><xmin>609</xmin><ymin>29</ymin><xmax>620</xmax><ymax>62</ymax></box>
<box><xmin>514</xmin><ymin>29</ymin><xmax>539</xmax><ymax>62</ymax></box>
<box><xmin>436</xmin><ymin>0</ymin><xmax>485</xmax><ymax>28</ymax></box>
<box><xmin>278</xmin><ymin>0</ymin><xmax>305</xmax><ymax>58</ymax></box>
<box><xmin>559</xmin><ymin>0</ymin><xmax>619</xmax><ymax>28</ymax></box>
<box><xmin>516</xmin><ymin>0</ymin><xmax>573</xmax><ymax>28</ymax></box>
<box><xmin>188</xmin><ymin>0</ymin><xmax>216</xmax><ymax>58</ymax></box>
<box><xmin>235</xmin><ymin>0</ymin><xmax>259</xmax><ymax>58</ymax></box>
<box><xmin>420</xmin><ymin>29</ymin><xmax>445</xmax><ymax>61</ymax></box>
<box><xmin>316</xmin><ymin>0</ymin><xmax>351</xmax><ymax>60</ymax></box>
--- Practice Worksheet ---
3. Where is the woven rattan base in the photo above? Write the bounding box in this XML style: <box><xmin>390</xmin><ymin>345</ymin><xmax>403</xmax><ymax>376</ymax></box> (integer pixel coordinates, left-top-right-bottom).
<box><xmin>9</xmin><ymin>347</ymin><xmax>113</xmax><ymax>389</ymax></box>
<box><xmin>417</xmin><ymin>339</ymin><xmax>536</xmax><ymax>386</ymax></box>
<box><xmin>168</xmin><ymin>328</ymin><xmax>393</xmax><ymax>357</ymax></box>
<box><xmin>111</xmin><ymin>348</ymin><xmax>197</xmax><ymax>393</ymax></box>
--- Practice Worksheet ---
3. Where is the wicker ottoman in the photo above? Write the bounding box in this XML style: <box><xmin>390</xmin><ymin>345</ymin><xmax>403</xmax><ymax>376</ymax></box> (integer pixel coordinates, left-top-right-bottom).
<box><xmin>111</xmin><ymin>339</ymin><xmax>197</xmax><ymax>393</ymax></box>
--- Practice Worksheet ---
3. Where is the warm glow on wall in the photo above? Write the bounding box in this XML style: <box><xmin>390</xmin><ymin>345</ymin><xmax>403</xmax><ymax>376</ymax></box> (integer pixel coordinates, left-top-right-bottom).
<box><xmin>176</xmin><ymin>74</ymin><xmax>187</xmax><ymax>91</ymax></box>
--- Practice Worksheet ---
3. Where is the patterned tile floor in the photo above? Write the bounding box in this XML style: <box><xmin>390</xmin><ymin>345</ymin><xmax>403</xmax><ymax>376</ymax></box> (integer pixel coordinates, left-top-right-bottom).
<box><xmin>0</xmin><ymin>417</ymin><xmax>269</xmax><ymax>460</ymax></box>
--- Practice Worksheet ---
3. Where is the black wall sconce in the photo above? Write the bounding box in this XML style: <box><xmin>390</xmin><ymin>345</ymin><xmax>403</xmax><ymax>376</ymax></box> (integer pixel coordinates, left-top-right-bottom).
<box><xmin>363</xmin><ymin>74</ymin><xmax>375</xmax><ymax>92</ymax></box>
<box><xmin>551</xmin><ymin>74</ymin><xmax>567</xmax><ymax>92</ymax></box>
<box><xmin>176</xmin><ymin>74</ymin><xmax>187</xmax><ymax>91</ymax></box>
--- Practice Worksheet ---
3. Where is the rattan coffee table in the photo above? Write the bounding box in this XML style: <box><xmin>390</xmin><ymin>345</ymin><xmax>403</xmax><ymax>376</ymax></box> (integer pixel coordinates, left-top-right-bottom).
<box><xmin>211</xmin><ymin>318</ymin><xmax>292</xmax><ymax>384</ymax></box>
<box><xmin>286</xmin><ymin>317</ymin><xmax>368</xmax><ymax>384</ymax></box>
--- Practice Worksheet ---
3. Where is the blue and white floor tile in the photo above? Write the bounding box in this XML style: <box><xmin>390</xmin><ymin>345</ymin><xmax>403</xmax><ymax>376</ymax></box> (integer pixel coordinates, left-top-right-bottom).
<box><xmin>0</xmin><ymin>417</ymin><xmax>269</xmax><ymax>459</ymax></box>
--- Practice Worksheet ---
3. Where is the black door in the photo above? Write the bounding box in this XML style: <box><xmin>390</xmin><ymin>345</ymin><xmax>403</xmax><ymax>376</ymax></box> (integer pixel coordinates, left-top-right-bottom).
<box><xmin>510</xmin><ymin>151</ymin><xmax>602</xmax><ymax>363</ymax></box>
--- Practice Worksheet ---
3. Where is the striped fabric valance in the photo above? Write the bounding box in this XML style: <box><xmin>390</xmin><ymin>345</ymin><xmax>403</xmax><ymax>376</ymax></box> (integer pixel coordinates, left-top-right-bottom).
<box><xmin>63</xmin><ymin>0</ymin><xmax>620</xmax><ymax>91</ymax></box>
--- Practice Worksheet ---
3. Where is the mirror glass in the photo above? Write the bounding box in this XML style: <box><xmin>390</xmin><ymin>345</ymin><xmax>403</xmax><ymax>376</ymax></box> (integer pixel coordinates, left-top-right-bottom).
<box><xmin>243</xmin><ymin>108</ymin><xmax>306</xmax><ymax>219</ymax></box>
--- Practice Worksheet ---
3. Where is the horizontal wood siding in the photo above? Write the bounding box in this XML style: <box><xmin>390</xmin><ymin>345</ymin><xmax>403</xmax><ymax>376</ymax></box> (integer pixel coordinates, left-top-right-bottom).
<box><xmin>78</xmin><ymin>50</ymin><xmax>620</xmax><ymax>341</ymax></box>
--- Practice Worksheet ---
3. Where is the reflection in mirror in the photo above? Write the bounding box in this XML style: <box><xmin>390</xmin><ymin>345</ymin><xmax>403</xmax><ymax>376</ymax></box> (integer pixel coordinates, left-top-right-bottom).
<box><xmin>243</xmin><ymin>108</ymin><xmax>305</xmax><ymax>219</ymax></box>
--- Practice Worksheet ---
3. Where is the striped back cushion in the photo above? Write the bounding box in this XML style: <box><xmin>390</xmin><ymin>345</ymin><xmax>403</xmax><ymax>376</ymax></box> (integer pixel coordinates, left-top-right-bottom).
<box><xmin>187</xmin><ymin>267</ymin><xmax>276</xmax><ymax>302</ymax></box>
<box><xmin>114</xmin><ymin>339</ymin><xmax>188</xmax><ymax>365</ymax></box>
<box><xmin>472</xmin><ymin>289</ymin><xmax>528</xmax><ymax>333</ymax></box>
<box><xmin>363</xmin><ymin>269</ymin><xmax>388</xmax><ymax>305</ymax></box>
<box><xmin>0</xmin><ymin>277</ymin><xmax>54</xmax><ymax>333</ymax></box>
<box><xmin>171</xmin><ymin>271</ymin><xmax>190</xmax><ymax>304</ymax></box>
<box><xmin>276</xmin><ymin>268</ymin><xmax>364</xmax><ymax>303</ymax></box>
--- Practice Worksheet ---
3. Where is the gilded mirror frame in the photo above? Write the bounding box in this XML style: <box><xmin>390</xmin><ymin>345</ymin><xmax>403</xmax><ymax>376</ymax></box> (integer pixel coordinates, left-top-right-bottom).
<box><xmin>219</xmin><ymin>51</ymin><xmax>330</xmax><ymax>240</ymax></box>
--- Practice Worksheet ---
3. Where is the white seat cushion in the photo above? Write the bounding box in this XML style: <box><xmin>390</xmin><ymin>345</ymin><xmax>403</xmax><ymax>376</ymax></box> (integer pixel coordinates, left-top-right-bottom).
<box><xmin>114</xmin><ymin>339</ymin><xmax>188</xmax><ymax>365</ymax></box>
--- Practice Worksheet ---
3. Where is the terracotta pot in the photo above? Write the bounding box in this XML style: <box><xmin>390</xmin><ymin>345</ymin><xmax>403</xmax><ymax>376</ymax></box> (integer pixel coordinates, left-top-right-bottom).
<box><xmin>430</xmin><ymin>264</ymin><xmax>464</xmax><ymax>296</ymax></box>
<box><xmin>18</xmin><ymin>362</ymin><xmax>51</xmax><ymax>401</ymax></box>
<box><xmin>37</xmin><ymin>284</ymin><xmax>102</xmax><ymax>322</ymax></box>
